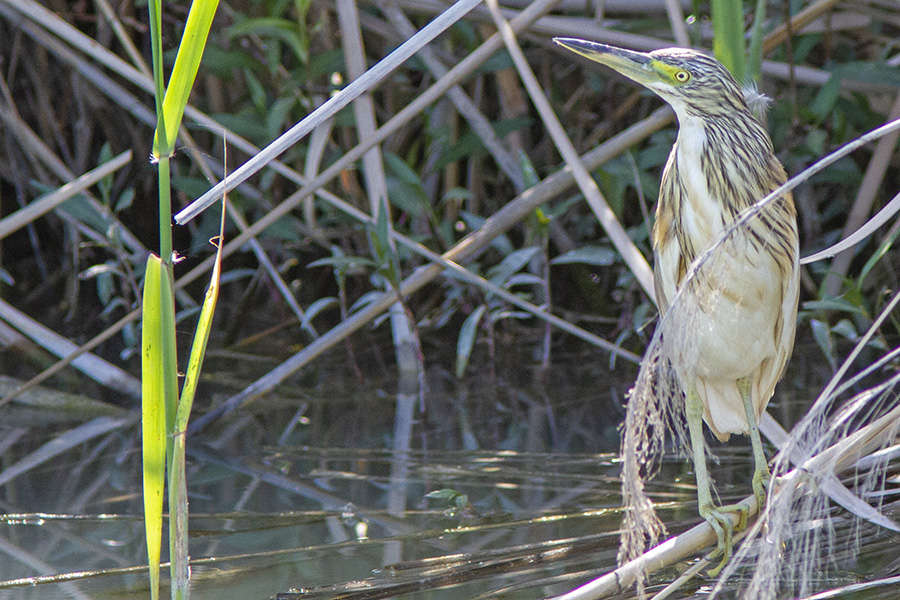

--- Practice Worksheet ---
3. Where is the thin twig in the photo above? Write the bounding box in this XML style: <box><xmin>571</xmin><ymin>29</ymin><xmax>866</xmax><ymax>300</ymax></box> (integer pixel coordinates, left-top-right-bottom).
<box><xmin>188</xmin><ymin>108</ymin><xmax>671</xmax><ymax>433</ymax></box>
<box><xmin>823</xmin><ymin>91</ymin><xmax>900</xmax><ymax>295</ymax></box>
<box><xmin>178</xmin><ymin>0</ymin><xmax>484</xmax><ymax>222</ymax></box>
<box><xmin>662</xmin><ymin>0</ymin><xmax>689</xmax><ymax>47</ymax></box>
<box><xmin>485</xmin><ymin>0</ymin><xmax>655</xmax><ymax>299</ymax></box>
<box><xmin>0</xmin><ymin>149</ymin><xmax>131</xmax><ymax>240</ymax></box>
<box><xmin>381</xmin><ymin>2</ymin><xmax>527</xmax><ymax>192</ymax></box>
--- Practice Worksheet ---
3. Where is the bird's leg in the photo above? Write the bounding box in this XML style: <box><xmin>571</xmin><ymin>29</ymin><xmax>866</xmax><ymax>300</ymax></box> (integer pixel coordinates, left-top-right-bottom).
<box><xmin>686</xmin><ymin>385</ymin><xmax>737</xmax><ymax>575</ymax></box>
<box><xmin>738</xmin><ymin>376</ymin><xmax>770</xmax><ymax>512</ymax></box>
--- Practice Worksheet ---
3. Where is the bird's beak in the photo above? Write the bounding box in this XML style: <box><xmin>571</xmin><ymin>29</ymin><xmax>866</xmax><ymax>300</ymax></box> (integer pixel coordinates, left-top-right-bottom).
<box><xmin>554</xmin><ymin>38</ymin><xmax>658</xmax><ymax>87</ymax></box>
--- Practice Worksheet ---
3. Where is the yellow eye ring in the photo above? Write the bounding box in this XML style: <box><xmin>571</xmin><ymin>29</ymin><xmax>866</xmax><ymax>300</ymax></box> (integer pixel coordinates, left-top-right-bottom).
<box><xmin>674</xmin><ymin>70</ymin><xmax>690</xmax><ymax>82</ymax></box>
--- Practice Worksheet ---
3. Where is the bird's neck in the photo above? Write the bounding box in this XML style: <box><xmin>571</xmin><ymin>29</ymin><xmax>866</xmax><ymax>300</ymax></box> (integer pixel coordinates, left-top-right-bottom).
<box><xmin>673</xmin><ymin>110</ymin><xmax>776</xmax><ymax>211</ymax></box>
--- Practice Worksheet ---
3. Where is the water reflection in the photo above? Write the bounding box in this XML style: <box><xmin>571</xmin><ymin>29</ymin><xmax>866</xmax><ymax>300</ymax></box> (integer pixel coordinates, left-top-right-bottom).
<box><xmin>0</xmin><ymin>348</ymin><xmax>894</xmax><ymax>599</ymax></box>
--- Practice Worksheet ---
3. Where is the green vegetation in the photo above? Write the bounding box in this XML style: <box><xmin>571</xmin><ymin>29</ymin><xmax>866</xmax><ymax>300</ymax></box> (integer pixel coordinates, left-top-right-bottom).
<box><xmin>0</xmin><ymin>0</ymin><xmax>898</xmax><ymax>598</ymax></box>
<box><xmin>143</xmin><ymin>1</ymin><xmax>221</xmax><ymax>598</ymax></box>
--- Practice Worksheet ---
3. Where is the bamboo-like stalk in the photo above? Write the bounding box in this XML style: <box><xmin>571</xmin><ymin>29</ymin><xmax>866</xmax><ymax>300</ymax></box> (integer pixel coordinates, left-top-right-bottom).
<box><xmin>0</xmin><ymin>122</ymin><xmax>145</xmax><ymax>258</ymax></box>
<box><xmin>382</xmin><ymin>4</ymin><xmax>527</xmax><ymax>193</ymax></box>
<box><xmin>0</xmin><ymin>147</ymin><xmax>132</xmax><ymax>240</ymax></box>
<box><xmin>486</xmin><ymin>0</ymin><xmax>654</xmax><ymax>299</ymax></box>
<box><xmin>177</xmin><ymin>0</ymin><xmax>485</xmax><ymax>223</ymax></box>
<box><xmin>762</xmin><ymin>0</ymin><xmax>841</xmax><ymax>54</ymax></box>
<box><xmin>823</xmin><ymin>91</ymin><xmax>900</xmax><ymax>296</ymax></box>
<box><xmin>662</xmin><ymin>0</ymin><xmax>689</xmax><ymax>47</ymax></box>
<box><xmin>188</xmin><ymin>108</ymin><xmax>671</xmax><ymax>433</ymax></box>
<box><xmin>336</xmin><ymin>1</ymin><xmax>422</xmax><ymax>554</ymax></box>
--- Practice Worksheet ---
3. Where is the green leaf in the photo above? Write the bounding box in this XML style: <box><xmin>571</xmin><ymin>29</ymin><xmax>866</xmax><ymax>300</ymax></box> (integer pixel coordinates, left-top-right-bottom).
<box><xmin>114</xmin><ymin>188</ymin><xmax>135</xmax><ymax>213</ymax></box>
<box><xmin>58</xmin><ymin>194</ymin><xmax>113</xmax><ymax>234</ymax></box>
<box><xmin>426</xmin><ymin>488</ymin><xmax>463</xmax><ymax>501</ymax></box>
<box><xmin>228</xmin><ymin>17</ymin><xmax>309</xmax><ymax>64</ymax></box>
<box><xmin>518</xmin><ymin>150</ymin><xmax>539</xmax><ymax>188</ymax></box>
<box><xmin>746</xmin><ymin>0</ymin><xmax>767</xmax><ymax>81</ymax></box>
<box><xmin>199</xmin><ymin>44</ymin><xmax>258</xmax><ymax>77</ymax></box>
<box><xmin>810</xmin><ymin>73</ymin><xmax>842</xmax><ymax>122</ymax></box>
<box><xmin>265</xmin><ymin>96</ymin><xmax>298</xmax><ymax>140</ymax></box>
<box><xmin>384</xmin><ymin>151</ymin><xmax>423</xmax><ymax>187</ymax></box>
<box><xmin>809</xmin><ymin>318</ymin><xmax>835</xmax><ymax>370</ymax></box>
<box><xmin>858</xmin><ymin>223</ymin><xmax>900</xmax><ymax>287</ymax></box>
<box><xmin>384</xmin><ymin>152</ymin><xmax>428</xmax><ymax>217</ymax></box>
<box><xmin>487</xmin><ymin>246</ymin><xmax>540</xmax><ymax>286</ymax></box>
<box><xmin>802</xmin><ymin>297</ymin><xmax>865</xmax><ymax>315</ymax></box>
<box><xmin>300</xmin><ymin>297</ymin><xmax>339</xmax><ymax>329</ymax></box>
<box><xmin>551</xmin><ymin>246</ymin><xmax>617</xmax><ymax>267</ymax></box>
<box><xmin>456</xmin><ymin>304</ymin><xmax>486</xmax><ymax>378</ymax></box>
<box><xmin>349</xmin><ymin>290</ymin><xmax>384</xmax><ymax>314</ymax></box>
<box><xmin>148</xmin><ymin>0</ymin><xmax>165</xmax><ymax>159</ymax></box>
<box><xmin>243</xmin><ymin>67</ymin><xmax>267</xmax><ymax>112</ymax></box>
<box><xmin>96</xmin><ymin>270</ymin><xmax>114</xmax><ymax>306</ymax></box>
<box><xmin>176</xmin><ymin>247</ymin><xmax>220</xmax><ymax>432</ymax></box>
<box><xmin>97</xmin><ymin>143</ymin><xmax>114</xmax><ymax>204</ymax></box>
<box><xmin>386</xmin><ymin>180</ymin><xmax>427</xmax><ymax>217</ymax></box>
<box><xmin>141</xmin><ymin>255</ymin><xmax>167</xmax><ymax>600</ymax></box>
<box><xmin>374</xmin><ymin>198</ymin><xmax>391</xmax><ymax>259</ymax></box>
<box><xmin>153</xmin><ymin>0</ymin><xmax>220</xmax><ymax>157</ymax></box>
<box><xmin>831</xmin><ymin>319</ymin><xmax>858</xmax><ymax>340</ymax></box>
<box><xmin>711</xmin><ymin>0</ymin><xmax>746</xmax><ymax>82</ymax></box>
<box><xmin>369</xmin><ymin>195</ymin><xmax>402</xmax><ymax>287</ymax></box>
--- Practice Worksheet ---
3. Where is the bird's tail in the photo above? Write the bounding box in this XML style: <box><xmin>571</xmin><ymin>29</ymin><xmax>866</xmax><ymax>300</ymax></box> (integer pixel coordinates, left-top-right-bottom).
<box><xmin>618</xmin><ymin>334</ymin><xmax>687</xmax><ymax>572</ymax></box>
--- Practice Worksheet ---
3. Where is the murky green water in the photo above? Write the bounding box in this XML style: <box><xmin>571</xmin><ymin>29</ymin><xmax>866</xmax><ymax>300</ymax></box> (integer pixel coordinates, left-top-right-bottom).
<box><xmin>0</xmin><ymin>346</ymin><xmax>897</xmax><ymax>599</ymax></box>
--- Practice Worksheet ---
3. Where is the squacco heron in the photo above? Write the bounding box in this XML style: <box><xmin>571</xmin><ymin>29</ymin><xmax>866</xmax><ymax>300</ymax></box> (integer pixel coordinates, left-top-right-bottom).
<box><xmin>555</xmin><ymin>39</ymin><xmax>800</xmax><ymax>570</ymax></box>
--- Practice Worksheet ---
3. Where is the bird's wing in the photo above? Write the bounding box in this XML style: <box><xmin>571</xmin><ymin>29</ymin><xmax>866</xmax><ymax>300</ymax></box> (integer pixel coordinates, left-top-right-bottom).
<box><xmin>754</xmin><ymin>194</ymin><xmax>801</xmax><ymax>419</ymax></box>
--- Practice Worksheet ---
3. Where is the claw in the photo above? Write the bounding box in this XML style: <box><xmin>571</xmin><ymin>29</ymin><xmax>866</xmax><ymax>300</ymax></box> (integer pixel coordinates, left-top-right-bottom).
<box><xmin>700</xmin><ymin>503</ymin><xmax>745</xmax><ymax>575</ymax></box>
<box><xmin>685</xmin><ymin>382</ymin><xmax>769</xmax><ymax>578</ymax></box>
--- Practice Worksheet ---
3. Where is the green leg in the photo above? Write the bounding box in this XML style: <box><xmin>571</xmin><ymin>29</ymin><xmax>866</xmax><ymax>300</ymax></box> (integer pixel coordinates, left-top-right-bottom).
<box><xmin>686</xmin><ymin>385</ymin><xmax>739</xmax><ymax>576</ymax></box>
<box><xmin>738</xmin><ymin>376</ymin><xmax>770</xmax><ymax>513</ymax></box>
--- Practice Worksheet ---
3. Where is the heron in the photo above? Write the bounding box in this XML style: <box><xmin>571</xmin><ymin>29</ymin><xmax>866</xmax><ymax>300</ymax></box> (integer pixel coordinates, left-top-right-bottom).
<box><xmin>554</xmin><ymin>38</ymin><xmax>800</xmax><ymax>571</ymax></box>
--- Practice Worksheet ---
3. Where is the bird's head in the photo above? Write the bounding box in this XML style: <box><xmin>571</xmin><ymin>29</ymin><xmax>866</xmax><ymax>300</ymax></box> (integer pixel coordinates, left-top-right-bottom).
<box><xmin>554</xmin><ymin>38</ymin><xmax>749</xmax><ymax>119</ymax></box>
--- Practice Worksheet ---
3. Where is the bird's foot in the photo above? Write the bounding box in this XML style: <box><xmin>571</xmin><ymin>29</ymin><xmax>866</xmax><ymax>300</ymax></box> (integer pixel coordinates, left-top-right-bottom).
<box><xmin>700</xmin><ymin>502</ymin><xmax>748</xmax><ymax>576</ymax></box>
<box><xmin>752</xmin><ymin>466</ymin><xmax>771</xmax><ymax>514</ymax></box>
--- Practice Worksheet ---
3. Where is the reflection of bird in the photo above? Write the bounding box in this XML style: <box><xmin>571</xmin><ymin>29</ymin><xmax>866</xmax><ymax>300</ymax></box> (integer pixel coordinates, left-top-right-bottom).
<box><xmin>555</xmin><ymin>38</ymin><xmax>799</xmax><ymax>572</ymax></box>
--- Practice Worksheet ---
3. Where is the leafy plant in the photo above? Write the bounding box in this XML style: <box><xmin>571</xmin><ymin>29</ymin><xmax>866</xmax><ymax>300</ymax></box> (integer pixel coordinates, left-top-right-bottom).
<box><xmin>454</xmin><ymin>246</ymin><xmax>542</xmax><ymax>378</ymax></box>
<box><xmin>711</xmin><ymin>0</ymin><xmax>769</xmax><ymax>84</ymax></box>
<box><xmin>143</xmin><ymin>1</ymin><xmax>221</xmax><ymax>598</ymax></box>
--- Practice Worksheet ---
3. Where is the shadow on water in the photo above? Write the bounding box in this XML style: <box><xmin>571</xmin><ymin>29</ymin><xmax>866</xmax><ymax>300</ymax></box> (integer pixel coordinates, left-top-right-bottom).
<box><xmin>0</xmin><ymin>344</ymin><xmax>898</xmax><ymax>599</ymax></box>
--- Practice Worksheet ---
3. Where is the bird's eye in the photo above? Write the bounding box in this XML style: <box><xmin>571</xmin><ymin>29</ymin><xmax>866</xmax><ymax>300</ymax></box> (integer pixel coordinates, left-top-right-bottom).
<box><xmin>674</xmin><ymin>70</ymin><xmax>690</xmax><ymax>82</ymax></box>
